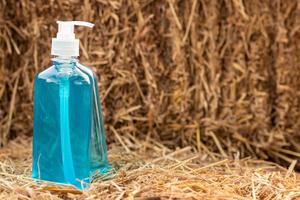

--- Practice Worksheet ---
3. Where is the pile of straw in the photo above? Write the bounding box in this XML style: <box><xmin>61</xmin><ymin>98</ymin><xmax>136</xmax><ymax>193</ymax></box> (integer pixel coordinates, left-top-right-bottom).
<box><xmin>1</xmin><ymin>136</ymin><xmax>300</xmax><ymax>199</ymax></box>
<box><xmin>1</xmin><ymin>0</ymin><xmax>300</xmax><ymax>166</ymax></box>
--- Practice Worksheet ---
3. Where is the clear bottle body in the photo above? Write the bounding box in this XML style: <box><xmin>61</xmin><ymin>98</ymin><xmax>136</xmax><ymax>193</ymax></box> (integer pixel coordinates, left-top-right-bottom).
<box><xmin>32</xmin><ymin>57</ymin><xmax>109</xmax><ymax>189</ymax></box>
<box><xmin>77</xmin><ymin>63</ymin><xmax>110</xmax><ymax>171</ymax></box>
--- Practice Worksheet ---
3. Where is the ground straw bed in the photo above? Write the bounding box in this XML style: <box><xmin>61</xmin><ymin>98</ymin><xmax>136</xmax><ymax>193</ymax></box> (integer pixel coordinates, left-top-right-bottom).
<box><xmin>0</xmin><ymin>136</ymin><xmax>299</xmax><ymax>200</ymax></box>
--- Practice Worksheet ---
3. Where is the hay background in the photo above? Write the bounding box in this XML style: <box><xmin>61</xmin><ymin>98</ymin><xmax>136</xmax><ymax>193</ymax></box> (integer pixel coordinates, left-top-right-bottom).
<box><xmin>1</xmin><ymin>0</ymin><xmax>300</xmax><ymax>165</ymax></box>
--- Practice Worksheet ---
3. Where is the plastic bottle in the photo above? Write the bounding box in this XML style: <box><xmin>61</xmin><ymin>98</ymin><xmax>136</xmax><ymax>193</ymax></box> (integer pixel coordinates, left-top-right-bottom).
<box><xmin>32</xmin><ymin>21</ymin><xmax>110</xmax><ymax>189</ymax></box>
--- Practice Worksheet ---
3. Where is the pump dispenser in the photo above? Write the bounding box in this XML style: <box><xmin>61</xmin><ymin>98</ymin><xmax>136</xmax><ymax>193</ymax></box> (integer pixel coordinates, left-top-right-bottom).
<box><xmin>32</xmin><ymin>21</ymin><xmax>110</xmax><ymax>189</ymax></box>
<box><xmin>51</xmin><ymin>21</ymin><xmax>94</xmax><ymax>56</ymax></box>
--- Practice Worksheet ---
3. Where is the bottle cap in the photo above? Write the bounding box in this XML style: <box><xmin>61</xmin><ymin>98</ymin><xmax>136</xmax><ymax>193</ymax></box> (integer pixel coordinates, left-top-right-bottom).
<box><xmin>51</xmin><ymin>21</ymin><xmax>94</xmax><ymax>57</ymax></box>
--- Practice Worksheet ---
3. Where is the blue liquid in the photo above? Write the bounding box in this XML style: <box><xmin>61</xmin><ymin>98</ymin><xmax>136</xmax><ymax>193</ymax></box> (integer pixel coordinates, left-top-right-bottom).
<box><xmin>32</xmin><ymin>58</ymin><xmax>109</xmax><ymax>189</ymax></box>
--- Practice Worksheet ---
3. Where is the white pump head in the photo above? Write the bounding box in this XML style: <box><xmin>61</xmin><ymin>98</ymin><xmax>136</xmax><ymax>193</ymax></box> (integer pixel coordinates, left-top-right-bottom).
<box><xmin>51</xmin><ymin>21</ymin><xmax>94</xmax><ymax>57</ymax></box>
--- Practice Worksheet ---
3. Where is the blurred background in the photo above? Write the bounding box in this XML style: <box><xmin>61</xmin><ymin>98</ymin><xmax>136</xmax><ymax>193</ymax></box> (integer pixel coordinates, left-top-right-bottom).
<box><xmin>1</xmin><ymin>0</ymin><xmax>300</xmax><ymax>167</ymax></box>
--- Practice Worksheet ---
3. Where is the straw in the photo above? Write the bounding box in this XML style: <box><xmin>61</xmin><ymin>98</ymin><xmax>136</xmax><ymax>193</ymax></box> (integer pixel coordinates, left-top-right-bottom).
<box><xmin>0</xmin><ymin>136</ymin><xmax>300</xmax><ymax>199</ymax></box>
<box><xmin>1</xmin><ymin>0</ymin><xmax>300</xmax><ymax>170</ymax></box>
<box><xmin>59</xmin><ymin>78</ymin><xmax>76</xmax><ymax>186</ymax></box>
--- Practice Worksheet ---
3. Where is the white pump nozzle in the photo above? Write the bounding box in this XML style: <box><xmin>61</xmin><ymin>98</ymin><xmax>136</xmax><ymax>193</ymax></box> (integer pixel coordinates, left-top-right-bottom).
<box><xmin>51</xmin><ymin>21</ymin><xmax>94</xmax><ymax>57</ymax></box>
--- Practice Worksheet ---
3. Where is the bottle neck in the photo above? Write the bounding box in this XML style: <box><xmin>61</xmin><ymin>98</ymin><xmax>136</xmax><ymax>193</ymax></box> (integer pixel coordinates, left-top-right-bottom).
<box><xmin>52</xmin><ymin>56</ymin><xmax>78</xmax><ymax>74</ymax></box>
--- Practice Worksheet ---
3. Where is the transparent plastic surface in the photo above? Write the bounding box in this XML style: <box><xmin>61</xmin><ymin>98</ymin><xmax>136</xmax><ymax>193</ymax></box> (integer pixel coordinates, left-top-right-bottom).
<box><xmin>32</xmin><ymin>58</ymin><xmax>109</xmax><ymax>189</ymax></box>
<box><xmin>77</xmin><ymin>63</ymin><xmax>110</xmax><ymax>172</ymax></box>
